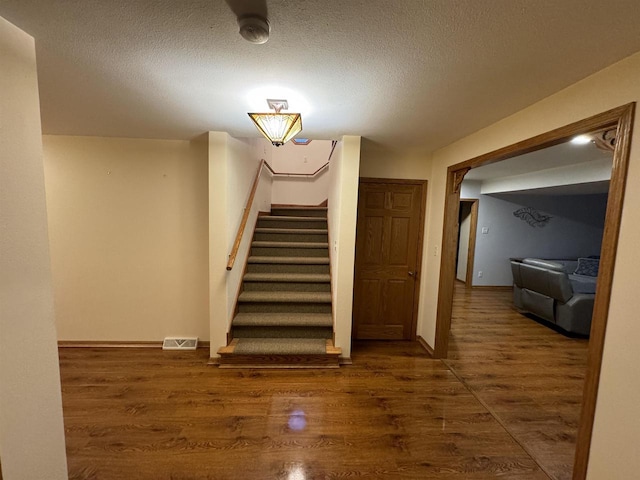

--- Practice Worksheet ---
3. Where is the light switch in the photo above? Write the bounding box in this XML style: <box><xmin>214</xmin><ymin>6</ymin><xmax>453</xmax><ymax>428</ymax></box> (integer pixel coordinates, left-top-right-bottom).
<box><xmin>481</xmin><ymin>227</ymin><xmax>489</xmax><ymax>234</ymax></box>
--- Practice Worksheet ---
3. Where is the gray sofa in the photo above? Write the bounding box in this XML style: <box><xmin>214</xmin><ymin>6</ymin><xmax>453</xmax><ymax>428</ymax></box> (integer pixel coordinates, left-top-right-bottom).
<box><xmin>510</xmin><ymin>258</ymin><xmax>597</xmax><ymax>336</ymax></box>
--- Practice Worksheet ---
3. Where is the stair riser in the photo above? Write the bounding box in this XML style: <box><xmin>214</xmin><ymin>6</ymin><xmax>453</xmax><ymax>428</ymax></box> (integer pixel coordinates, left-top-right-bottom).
<box><xmin>232</xmin><ymin>326</ymin><xmax>333</xmax><ymax>339</ymax></box>
<box><xmin>251</xmin><ymin>247</ymin><xmax>329</xmax><ymax>257</ymax></box>
<box><xmin>247</xmin><ymin>263</ymin><xmax>330</xmax><ymax>274</ymax></box>
<box><xmin>254</xmin><ymin>232</ymin><xmax>328</xmax><ymax>242</ymax></box>
<box><xmin>270</xmin><ymin>209</ymin><xmax>327</xmax><ymax>218</ymax></box>
<box><xmin>257</xmin><ymin>219</ymin><xmax>327</xmax><ymax>229</ymax></box>
<box><xmin>218</xmin><ymin>355</ymin><xmax>339</xmax><ymax>369</ymax></box>
<box><xmin>238</xmin><ymin>303</ymin><xmax>333</xmax><ymax>314</ymax></box>
<box><xmin>242</xmin><ymin>281</ymin><xmax>331</xmax><ymax>292</ymax></box>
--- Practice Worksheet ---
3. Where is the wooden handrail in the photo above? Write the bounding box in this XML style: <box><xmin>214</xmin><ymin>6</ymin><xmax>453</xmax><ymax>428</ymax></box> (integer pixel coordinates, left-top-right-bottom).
<box><xmin>270</xmin><ymin>161</ymin><xmax>329</xmax><ymax>177</ymax></box>
<box><xmin>263</xmin><ymin>161</ymin><xmax>276</xmax><ymax>175</ymax></box>
<box><xmin>227</xmin><ymin>159</ymin><xmax>266</xmax><ymax>271</ymax></box>
<box><xmin>226</xmin><ymin>140</ymin><xmax>338</xmax><ymax>270</ymax></box>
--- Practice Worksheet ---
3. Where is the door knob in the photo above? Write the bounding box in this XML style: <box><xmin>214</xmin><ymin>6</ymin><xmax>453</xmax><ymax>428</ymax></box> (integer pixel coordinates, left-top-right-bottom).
<box><xmin>408</xmin><ymin>271</ymin><xmax>415</xmax><ymax>277</ymax></box>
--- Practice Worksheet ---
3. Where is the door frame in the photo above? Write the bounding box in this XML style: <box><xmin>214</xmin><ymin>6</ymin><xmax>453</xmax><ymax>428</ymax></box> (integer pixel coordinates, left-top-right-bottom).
<box><xmin>458</xmin><ymin>198</ymin><xmax>479</xmax><ymax>286</ymax></box>
<box><xmin>432</xmin><ymin>103</ymin><xmax>635</xmax><ymax>480</ymax></box>
<box><xmin>355</xmin><ymin>178</ymin><xmax>428</xmax><ymax>340</ymax></box>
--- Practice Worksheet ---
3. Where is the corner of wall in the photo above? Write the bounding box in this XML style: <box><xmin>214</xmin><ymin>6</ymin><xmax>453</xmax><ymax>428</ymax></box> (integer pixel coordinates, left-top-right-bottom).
<box><xmin>331</xmin><ymin>136</ymin><xmax>361</xmax><ymax>359</ymax></box>
<box><xmin>208</xmin><ymin>132</ymin><xmax>230</xmax><ymax>357</ymax></box>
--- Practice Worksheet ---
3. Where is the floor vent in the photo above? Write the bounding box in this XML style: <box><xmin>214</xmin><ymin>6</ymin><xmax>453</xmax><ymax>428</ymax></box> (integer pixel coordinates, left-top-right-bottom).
<box><xmin>162</xmin><ymin>337</ymin><xmax>198</xmax><ymax>350</ymax></box>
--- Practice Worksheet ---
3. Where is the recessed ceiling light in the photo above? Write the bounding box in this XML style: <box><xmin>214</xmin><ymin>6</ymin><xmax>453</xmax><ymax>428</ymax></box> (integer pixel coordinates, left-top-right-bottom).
<box><xmin>570</xmin><ymin>135</ymin><xmax>592</xmax><ymax>145</ymax></box>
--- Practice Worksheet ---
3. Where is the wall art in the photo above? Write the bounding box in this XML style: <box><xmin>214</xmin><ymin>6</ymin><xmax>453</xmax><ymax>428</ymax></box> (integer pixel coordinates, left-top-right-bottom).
<box><xmin>513</xmin><ymin>207</ymin><xmax>552</xmax><ymax>228</ymax></box>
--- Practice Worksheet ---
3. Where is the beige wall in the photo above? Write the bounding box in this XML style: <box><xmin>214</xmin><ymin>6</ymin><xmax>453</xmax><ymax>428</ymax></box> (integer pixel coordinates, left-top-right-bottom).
<box><xmin>208</xmin><ymin>132</ymin><xmax>229</xmax><ymax>356</ymax></box>
<box><xmin>359</xmin><ymin>140</ymin><xmax>431</xmax><ymax>180</ymax></box>
<box><xmin>224</xmin><ymin>136</ymin><xmax>270</xmax><ymax>323</ymax></box>
<box><xmin>421</xmin><ymin>51</ymin><xmax>640</xmax><ymax>478</ymax></box>
<box><xmin>358</xmin><ymin>139</ymin><xmax>435</xmax><ymax>342</ymax></box>
<box><xmin>270</xmin><ymin>140</ymin><xmax>334</xmax><ymax>206</ymax></box>
<box><xmin>43</xmin><ymin>135</ymin><xmax>209</xmax><ymax>341</ymax></box>
<box><xmin>271</xmin><ymin>172</ymin><xmax>330</xmax><ymax>206</ymax></box>
<box><xmin>327</xmin><ymin>136</ymin><xmax>361</xmax><ymax>358</ymax></box>
<box><xmin>270</xmin><ymin>140</ymin><xmax>333</xmax><ymax>174</ymax></box>
<box><xmin>208</xmin><ymin>133</ymin><xmax>269</xmax><ymax>357</ymax></box>
<box><xmin>0</xmin><ymin>16</ymin><xmax>68</xmax><ymax>479</ymax></box>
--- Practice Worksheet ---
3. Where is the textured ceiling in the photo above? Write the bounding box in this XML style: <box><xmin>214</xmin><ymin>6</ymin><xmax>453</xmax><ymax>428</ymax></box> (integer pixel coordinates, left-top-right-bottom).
<box><xmin>2</xmin><ymin>0</ymin><xmax>640</xmax><ymax>151</ymax></box>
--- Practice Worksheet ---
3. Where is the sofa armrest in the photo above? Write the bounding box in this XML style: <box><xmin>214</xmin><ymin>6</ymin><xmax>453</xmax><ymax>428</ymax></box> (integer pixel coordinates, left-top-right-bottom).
<box><xmin>555</xmin><ymin>294</ymin><xmax>595</xmax><ymax>336</ymax></box>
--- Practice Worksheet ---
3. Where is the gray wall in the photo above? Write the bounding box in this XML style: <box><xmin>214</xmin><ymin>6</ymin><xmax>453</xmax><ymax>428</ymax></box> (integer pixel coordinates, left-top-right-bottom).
<box><xmin>471</xmin><ymin>193</ymin><xmax>607</xmax><ymax>286</ymax></box>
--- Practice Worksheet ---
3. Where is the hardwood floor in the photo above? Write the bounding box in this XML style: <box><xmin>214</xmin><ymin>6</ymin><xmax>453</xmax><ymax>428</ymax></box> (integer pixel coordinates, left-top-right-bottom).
<box><xmin>446</xmin><ymin>283</ymin><xmax>589</xmax><ymax>480</ymax></box>
<box><xmin>59</xmin><ymin>342</ymin><xmax>550</xmax><ymax>480</ymax></box>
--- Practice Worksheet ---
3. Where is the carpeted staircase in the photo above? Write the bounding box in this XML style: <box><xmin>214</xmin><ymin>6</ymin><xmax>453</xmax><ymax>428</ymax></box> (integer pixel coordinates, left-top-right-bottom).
<box><xmin>217</xmin><ymin>206</ymin><xmax>341</xmax><ymax>368</ymax></box>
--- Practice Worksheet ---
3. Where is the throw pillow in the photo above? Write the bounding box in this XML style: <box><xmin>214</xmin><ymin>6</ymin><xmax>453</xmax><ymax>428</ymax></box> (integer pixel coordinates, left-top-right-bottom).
<box><xmin>574</xmin><ymin>257</ymin><xmax>599</xmax><ymax>277</ymax></box>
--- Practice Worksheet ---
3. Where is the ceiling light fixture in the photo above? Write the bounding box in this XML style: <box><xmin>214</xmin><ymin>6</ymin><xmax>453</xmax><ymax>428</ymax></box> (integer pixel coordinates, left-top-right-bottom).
<box><xmin>248</xmin><ymin>99</ymin><xmax>302</xmax><ymax>147</ymax></box>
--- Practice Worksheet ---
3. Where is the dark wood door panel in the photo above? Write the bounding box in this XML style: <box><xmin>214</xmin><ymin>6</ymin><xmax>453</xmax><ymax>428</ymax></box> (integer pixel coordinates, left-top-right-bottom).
<box><xmin>353</xmin><ymin>179</ymin><xmax>426</xmax><ymax>341</ymax></box>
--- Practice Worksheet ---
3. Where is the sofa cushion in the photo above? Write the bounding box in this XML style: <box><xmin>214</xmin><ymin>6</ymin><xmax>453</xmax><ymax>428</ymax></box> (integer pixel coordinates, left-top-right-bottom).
<box><xmin>522</xmin><ymin>258</ymin><xmax>566</xmax><ymax>272</ymax></box>
<box><xmin>574</xmin><ymin>257</ymin><xmax>600</xmax><ymax>277</ymax></box>
<box><xmin>569</xmin><ymin>274</ymin><xmax>597</xmax><ymax>294</ymax></box>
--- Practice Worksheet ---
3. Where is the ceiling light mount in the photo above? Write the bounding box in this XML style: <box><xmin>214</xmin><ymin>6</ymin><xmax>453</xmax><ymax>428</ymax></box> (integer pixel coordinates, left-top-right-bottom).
<box><xmin>238</xmin><ymin>15</ymin><xmax>270</xmax><ymax>44</ymax></box>
<box><xmin>266</xmin><ymin>99</ymin><xmax>288</xmax><ymax>113</ymax></box>
<box><xmin>248</xmin><ymin>99</ymin><xmax>303</xmax><ymax>147</ymax></box>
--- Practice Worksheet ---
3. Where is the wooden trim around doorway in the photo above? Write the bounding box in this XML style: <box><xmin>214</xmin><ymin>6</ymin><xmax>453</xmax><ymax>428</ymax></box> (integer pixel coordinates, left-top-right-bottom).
<box><xmin>432</xmin><ymin>103</ymin><xmax>635</xmax><ymax>480</ymax></box>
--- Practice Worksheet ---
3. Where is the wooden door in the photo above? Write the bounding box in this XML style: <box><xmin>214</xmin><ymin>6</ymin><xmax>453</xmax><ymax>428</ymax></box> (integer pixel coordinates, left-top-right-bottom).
<box><xmin>353</xmin><ymin>179</ymin><xmax>426</xmax><ymax>340</ymax></box>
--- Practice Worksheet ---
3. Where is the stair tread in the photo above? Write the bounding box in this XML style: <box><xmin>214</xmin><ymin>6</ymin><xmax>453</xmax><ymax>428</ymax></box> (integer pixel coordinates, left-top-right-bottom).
<box><xmin>255</xmin><ymin>228</ymin><xmax>328</xmax><ymax>234</ymax></box>
<box><xmin>248</xmin><ymin>256</ymin><xmax>329</xmax><ymax>265</ymax></box>
<box><xmin>232</xmin><ymin>312</ymin><xmax>333</xmax><ymax>327</ymax></box>
<box><xmin>238</xmin><ymin>291</ymin><xmax>332</xmax><ymax>303</ymax></box>
<box><xmin>271</xmin><ymin>206</ymin><xmax>327</xmax><ymax>210</ymax></box>
<box><xmin>233</xmin><ymin>337</ymin><xmax>328</xmax><ymax>355</ymax></box>
<box><xmin>243</xmin><ymin>272</ymin><xmax>330</xmax><ymax>283</ymax></box>
<box><xmin>260</xmin><ymin>215</ymin><xmax>327</xmax><ymax>222</ymax></box>
<box><xmin>252</xmin><ymin>241</ymin><xmax>329</xmax><ymax>249</ymax></box>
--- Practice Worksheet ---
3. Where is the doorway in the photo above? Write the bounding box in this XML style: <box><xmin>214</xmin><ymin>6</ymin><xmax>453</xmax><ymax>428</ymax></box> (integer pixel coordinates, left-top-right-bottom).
<box><xmin>433</xmin><ymin>104</ymin><xmax>635</xmax><ymax>479</ymax></box>
<box><xmin>352</xmin><ymin>178</ymin><xmax>427</xmax><ymax>340</ymax></box>
<box><xmin>455</xmin><ymin>199</ymin><xmax>478</xmax><ymax>286</ymax></box>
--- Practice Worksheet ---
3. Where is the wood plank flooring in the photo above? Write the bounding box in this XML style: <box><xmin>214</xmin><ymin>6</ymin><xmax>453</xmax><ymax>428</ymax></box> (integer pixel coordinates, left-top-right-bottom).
<box><xmin>59</xmin><ymin>342</ymin><xmax>550</xmax><ymax>480</ymax></box>
<box><xmin>447</xmin><ymin>283</ymin><xmax>589</xmax><ymax>480</ymax></box>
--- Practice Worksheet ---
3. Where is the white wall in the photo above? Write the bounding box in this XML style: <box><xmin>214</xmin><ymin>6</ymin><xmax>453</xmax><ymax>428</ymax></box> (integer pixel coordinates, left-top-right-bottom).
<box><xmin>0</xmin><ymin>16</ymin><xmax>68</xmax><ymax>479</ymax></box>
<box><xmin>327</xmin><ymin>136</ymin><xmax>361</xmax><ymax>359</ymax></box>
<box><xmin>43</xmin><ymin>135</ymin><xmax>209</xmax><ymax>341</ymax></box>
<box><xmin>420</xmin><ymin>51</ymin><xmax>640</xmax><ymax>479</ymax></box>
<box><xmin>468</xmin><ymin>193</ymin><xmax>607</xmax><ymax>286</ymax></box>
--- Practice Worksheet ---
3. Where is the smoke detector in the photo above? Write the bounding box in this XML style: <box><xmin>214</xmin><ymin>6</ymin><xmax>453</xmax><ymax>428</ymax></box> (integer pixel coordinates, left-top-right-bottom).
<box><xmin>238</xmin><ymin>15</ymin><xmax>270</xmax><ymax>44</ymax></box>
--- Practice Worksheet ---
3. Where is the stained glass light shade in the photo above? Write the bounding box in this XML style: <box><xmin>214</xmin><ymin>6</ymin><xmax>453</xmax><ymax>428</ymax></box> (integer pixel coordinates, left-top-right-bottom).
<box><xmin>248</xmin><ymin>112</ymin><xmax>302</xmax><ymax>147</ymax></box>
